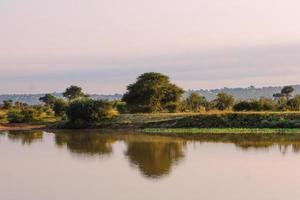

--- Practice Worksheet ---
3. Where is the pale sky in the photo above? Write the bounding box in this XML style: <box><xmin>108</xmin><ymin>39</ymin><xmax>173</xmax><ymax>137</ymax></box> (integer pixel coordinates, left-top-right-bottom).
<box><xmin>1</xmin><ymin>0</ymin><xmax>300</xmax><ymax>94</ymax></box>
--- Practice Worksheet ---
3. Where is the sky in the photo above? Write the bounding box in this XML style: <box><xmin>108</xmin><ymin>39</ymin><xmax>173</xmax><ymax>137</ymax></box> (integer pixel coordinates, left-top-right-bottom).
<box><xmin>1</xmin><ymin>0</ymin><xmax>300</xmax><ymax>94</ymax></box>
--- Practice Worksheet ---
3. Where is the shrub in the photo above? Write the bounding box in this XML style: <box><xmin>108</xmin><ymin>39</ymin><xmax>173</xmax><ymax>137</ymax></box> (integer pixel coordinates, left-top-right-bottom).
<box><xmin>112</xmin><ymin>101</ymin><xmax>129</xmax><ymax>114</ymax></box>
<box><xmin>53</xmin><ymin>99</ymin><xmax>68</xmax><ymax>117</ymax></box>
<box><xmin>66</xmin><ymin>99</ymin><xmax>117</xmax><ymax>123</ymax></box>
<box><xmin>7</xmin><ymin>108</ymin><xmax>39</xmax><ymax>123</ymax></box>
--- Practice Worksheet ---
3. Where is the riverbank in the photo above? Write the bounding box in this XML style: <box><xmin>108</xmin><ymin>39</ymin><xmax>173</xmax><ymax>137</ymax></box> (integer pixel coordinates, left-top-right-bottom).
<box><xmin>3</xmin><ymin>112</ymin><xmax>300</xmax><ymax>133</ymax></box>
<box><xmin>0</xmin><ymin>123</ymin><xmax>46</xmax><ymax>131</ymax></box>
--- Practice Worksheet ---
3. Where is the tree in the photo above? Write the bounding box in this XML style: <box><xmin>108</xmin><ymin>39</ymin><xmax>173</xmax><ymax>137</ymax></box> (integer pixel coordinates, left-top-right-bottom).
<box><xmin>233</xmin><ymin>101</ymin><xmax>253</xmax><ymax>111</ymax></box>
<box><xmin>184</xmin><ymin>92</ymin><xmax>207</xmax><ymax>112</ymax></box>
<box><xmin>273</xmin><ymin>93</ymin><xmax>283</xmax><ymax>100</ymax></box>
<box><xmin>215</xmin><ymin>92</ymin><xmax>235</xmax><ymax>110</ymax></box>
<box><xmin>122</xmin><ymin>72</ymin><xmax>184</xmax><ymax>113</ymax></box>
<box><xmin>281</xmin><ymin>86</ymin><xmax>294</xmax><ymax>100</ymax></box>
<box><xmin>39</xmin><ymin>94</ymin><xmax>57</xmax><ymax>107</ymax></box>
<box><xmin>53</xmin><ymin>99</ymin><xmax>68</xmax><ymax>117</ymax></box>
<box><xmin>3</xmin><ymin>100</ymin><xmax>13</xmax><ymax>109</ymax></box>
<box><xmin>63</xmin><ymin>85</ymin><xmax>85</xmax><ymax>101</ymax></box>
<box><xmin>66</xmin><ymin>99</ymin><xmax>117</xmax><ymax>124</ymax></box>
<box><xmin>287</xmin><ymin>95</ymin><xmax>300</xmax><ymax>111</ymax></box>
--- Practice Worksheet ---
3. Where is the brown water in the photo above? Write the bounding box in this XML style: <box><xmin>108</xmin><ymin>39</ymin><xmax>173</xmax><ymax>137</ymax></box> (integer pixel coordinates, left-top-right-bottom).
<box><xmin>1</xmin><ymin>130</ymin><xmax>300</xmax><ymax>200</ymax></box>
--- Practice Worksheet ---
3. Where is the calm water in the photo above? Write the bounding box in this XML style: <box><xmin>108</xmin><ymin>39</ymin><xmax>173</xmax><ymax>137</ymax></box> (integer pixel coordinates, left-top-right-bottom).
<box><xmin>1</xmin><ymin>131</ymin><xmax>300</xmax><ymax>200</ymax></box>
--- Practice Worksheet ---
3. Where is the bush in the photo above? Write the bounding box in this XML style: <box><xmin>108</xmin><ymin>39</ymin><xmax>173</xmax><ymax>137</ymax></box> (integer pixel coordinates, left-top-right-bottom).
<box><xmin>112</xmin><ymin>101</ymin><xmax>129</xmax><ymax>114</ymax></box>
<box><xmin>7</xmin><ymin>108</ymin><xmax>39</xmax><ymax>123</ymax></box>
<box><xmin>66</xmin><ymin>99</ymin><xmax>117</xmax><ymax>123</ymax></box>
<box><xmin>53</xmin><ymin>99</ymin><xmax>68</xmax><ymax>117</ymax></box>
<box><xmin>234</xmin><ymin>98</ymin><xmax>276</xmax><ymax>112</ymax></box>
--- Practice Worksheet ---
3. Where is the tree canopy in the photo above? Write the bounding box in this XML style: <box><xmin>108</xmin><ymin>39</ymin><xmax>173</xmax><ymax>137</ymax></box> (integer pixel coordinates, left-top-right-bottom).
<box><xmin>214</xmin><ymin>92</ymin><xmax>235</xmax><ymax>110</ymax></box>
<box><xmin>281</xmin><ymin>86</ymin><xmax>294</xmax><ymax>100</ymax></box>
<box><xmin>63</xmin><ymin>85</ymin><xmax>85</xmax><ymax>101</ymax></box>
<box><xmin>122</xmin><ymin>72</ymin><xmax>184</xmax><ymax>113</ymax></box>
<box><xmin>39</xmin><ymin>94</ymin><xmax>57</xmax><ymax>107</ymax></box>
<box><xmin>183</xmin><ymin>92</ymin><xmax>207</xmax><ymax>112</ymax></box>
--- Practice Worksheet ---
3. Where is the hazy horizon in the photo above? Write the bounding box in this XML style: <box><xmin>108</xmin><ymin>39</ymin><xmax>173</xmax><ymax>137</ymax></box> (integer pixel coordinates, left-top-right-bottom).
<box><xmin>1</xmin><ymin>0</ymin><xmax>300</xmax><ymax>94</ymax></box>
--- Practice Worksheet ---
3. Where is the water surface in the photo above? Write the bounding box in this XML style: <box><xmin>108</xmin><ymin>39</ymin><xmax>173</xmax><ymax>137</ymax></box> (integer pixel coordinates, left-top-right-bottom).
<box><xmin>1</xmin><ymin>130</ymin><xmax>300</xmax><ymax>200</ymax></box>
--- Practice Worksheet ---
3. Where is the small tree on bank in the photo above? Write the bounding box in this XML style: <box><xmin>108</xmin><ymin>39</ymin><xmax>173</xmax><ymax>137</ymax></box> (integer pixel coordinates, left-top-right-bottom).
<box><xmin>214</xmin><ymin>92</ymin><xmax>235</xmax><ymax>111</ymax></box>
<box><xmin>183</xmin><ymin>92</ymin><xmax>207</xmax><ymax>112</ymax></box>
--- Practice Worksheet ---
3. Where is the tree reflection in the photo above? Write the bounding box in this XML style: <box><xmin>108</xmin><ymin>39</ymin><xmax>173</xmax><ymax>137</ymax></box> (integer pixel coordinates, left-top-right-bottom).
<box><xmin>6</xmin><ymin>130</ymin><xmax>43</xmax><ymax>145</ymax></box>
<box><xmin>55</xmin><ymin>132</ymin><xmax>116</xmax><ymax>157</ymax></box>
<box><xmin>125</xmin><ymin>139</ymin><xmax>185</xmax><ymax>178</ymax></box>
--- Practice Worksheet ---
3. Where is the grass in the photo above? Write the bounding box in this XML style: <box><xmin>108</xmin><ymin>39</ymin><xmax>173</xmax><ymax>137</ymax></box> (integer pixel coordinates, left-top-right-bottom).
<box><xmin>142</xmin><ymin>128</ymin><xmax>300</xmax><ymax>134</ymax></box>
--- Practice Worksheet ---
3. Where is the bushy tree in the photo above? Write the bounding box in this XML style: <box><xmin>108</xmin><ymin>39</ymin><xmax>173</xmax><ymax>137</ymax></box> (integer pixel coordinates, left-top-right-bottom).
<box><xmin>63</xmin><ymin>85</ymin><xmax>85</xmax><ymax>101</ymax></box>
<box><xmin>3</xmin><ymin>100</ymin><xmax>13</xmax><ymax>109</ymax></box>
<box><xmin>66</xmin><ymin>99</ymin><xmax>117</xmax><ymax>123</ymax></box>
<box><xmin>183</xmin><ymin>92</ymin><xmax>207</xmax><ymax>112</ymax></box>
<box><xmin>287</xmin><ymin>95</ymin><xmax>300</xmax><ymax>111</ymax></box>
<box><xmin>53</xmin><ymin>99</ymin><xmax>68</xmax><ymax>117</ymax></box>
<box><xmin>122</xmin><ymin>72</ymin><xmax>184</xmax><ymax>113</ymax></box>
<box><xmin>214</xmin><ymin>92</ymin><xmax>235</xmax><ymax>110</ymax></box>
<box><xmin>39</xmin><ymin>94</ymin><xmax>57</xmax><ymax>107</ymax></box>
<box><xmin>281</xmin><ymin>86</ymin><xmax>294</xmax><ymax>100</ymax></box>
<box><xmin>7</xmin><ymin>108</ymin><xmax>40</xmax><ymax>123</ymax></box>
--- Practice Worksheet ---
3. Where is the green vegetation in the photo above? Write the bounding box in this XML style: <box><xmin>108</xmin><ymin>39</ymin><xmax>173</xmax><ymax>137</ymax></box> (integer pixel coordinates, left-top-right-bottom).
<box><xmin>63</xmin><ymin>85</ymin><xmax>86</xmax><ymax>101</ymax></box>
<box><xmin>1</xmin><ymin>72</ymin><xmax>300</xmax><ymax>132</ymax></box>
<box><xmin>144</xmin><ymin>112</ymin><xmax>300</xmax><ymax>128</ymax></box>
<box><xmin>64</xmin><ymin>98</ymin><xmax>117</xmax><ymax>128</ymax></box>
<box><xmin>122</xmin><ymin>72</ymin><xmax>184</xmax><ymax>113</ymax></box>
<box><xmin>181</xmin><ymin>92</ymin><xmax>206</xmax><ymax>112</ymax></box>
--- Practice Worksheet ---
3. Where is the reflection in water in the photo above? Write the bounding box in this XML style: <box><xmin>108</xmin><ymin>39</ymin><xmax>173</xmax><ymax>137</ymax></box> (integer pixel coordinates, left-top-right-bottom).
<box><xmin>3</xmin><ymin>130</ymin><xmax>300</xmax><ymax>179</ymax></box>
<box><xmin>233</xmin><ymin>141</ymin><xmax>300</xmax><ymax>154</ymax></box>
<box><xmin>5</xmin><ymin>131</ymin><xmax>43</xmax><ymax>145</ymax></box>
<box><xmin>55</xmin><ymin>132</ymin><xmax>116</xmax><ymax>157</ymax></box>
<box><xmin>125</xmin><ymin>139</ymin><xmax>186</xmax><ymax>178</ymax></box>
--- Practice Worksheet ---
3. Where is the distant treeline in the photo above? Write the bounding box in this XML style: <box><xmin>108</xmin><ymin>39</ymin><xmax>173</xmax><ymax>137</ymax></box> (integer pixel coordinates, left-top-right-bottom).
<box><xmin>0</xmin><ymin>93</ymin><xmax>123</xmax><ymax>105</ymax></box>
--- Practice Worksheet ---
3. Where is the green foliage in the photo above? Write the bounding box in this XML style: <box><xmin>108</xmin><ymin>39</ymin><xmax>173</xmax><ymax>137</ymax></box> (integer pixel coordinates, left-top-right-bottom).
<box><xmin>183</xmin><ymin>92</ymin><xmax>207</xmax><ymax>112</ymax></box>
<box><xmin>3</xmin><ymin>100</ymin><xmax>13</xmax><ymax>109</ymax></box>
<box><xmin>7</xmin><ymin>108</ymin><xmax>40</xmax><ymax>123</ymax></box>
<box><xmin>122</xmin><ymin>72</ymin><xmax>184</xmax><ymax>113</ymax></box>
<box><xmin>112</xmin><ymin>101</ymin><xmax>129</xmax><ymax>114</ymax></box>
<box><xmin>287</xmin><ymin>95</ymin><xmax>300</xmax><ymax>111</ymax></box>
<box><xmin>14</xmin><ymin>101</ymin><xmax>28</xmax><ymax>109</ymax></box>
<box><xmin>281</xmin><ymin>86</ymin><xmax>294</xmax><ymax>100</ymax></box>
<box><xmin>53</xmin><ymin>99</ymin><xmax>68</xmax><ymax>117</ymax></box>
<box><xmin>146</xmin><ymin>112</ymin><xmax>300</xmax><ymax>129</ymax></box>
<box><xmin>63</xmin><ymin>85</ymin><xmax>85</xmax><ymax>101</ymax></box>
<box><xmin>234</xmin><ymin>98</ymin><xmax>276</xmax><ymax>111</ymax></box>
<box><xmin>39</xmin><ymin>94</ymin><xmax>57</xmax><ymax>107</ymax></box>
<box><xmin>66</xmin><ymin>99</ymin><xmax>117</xmax><ymax>124</ymax></box>
<box><xmin>214</xmin><ymin>92</ymin><xmax>235</xmax><ymax>110</ymax></box>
